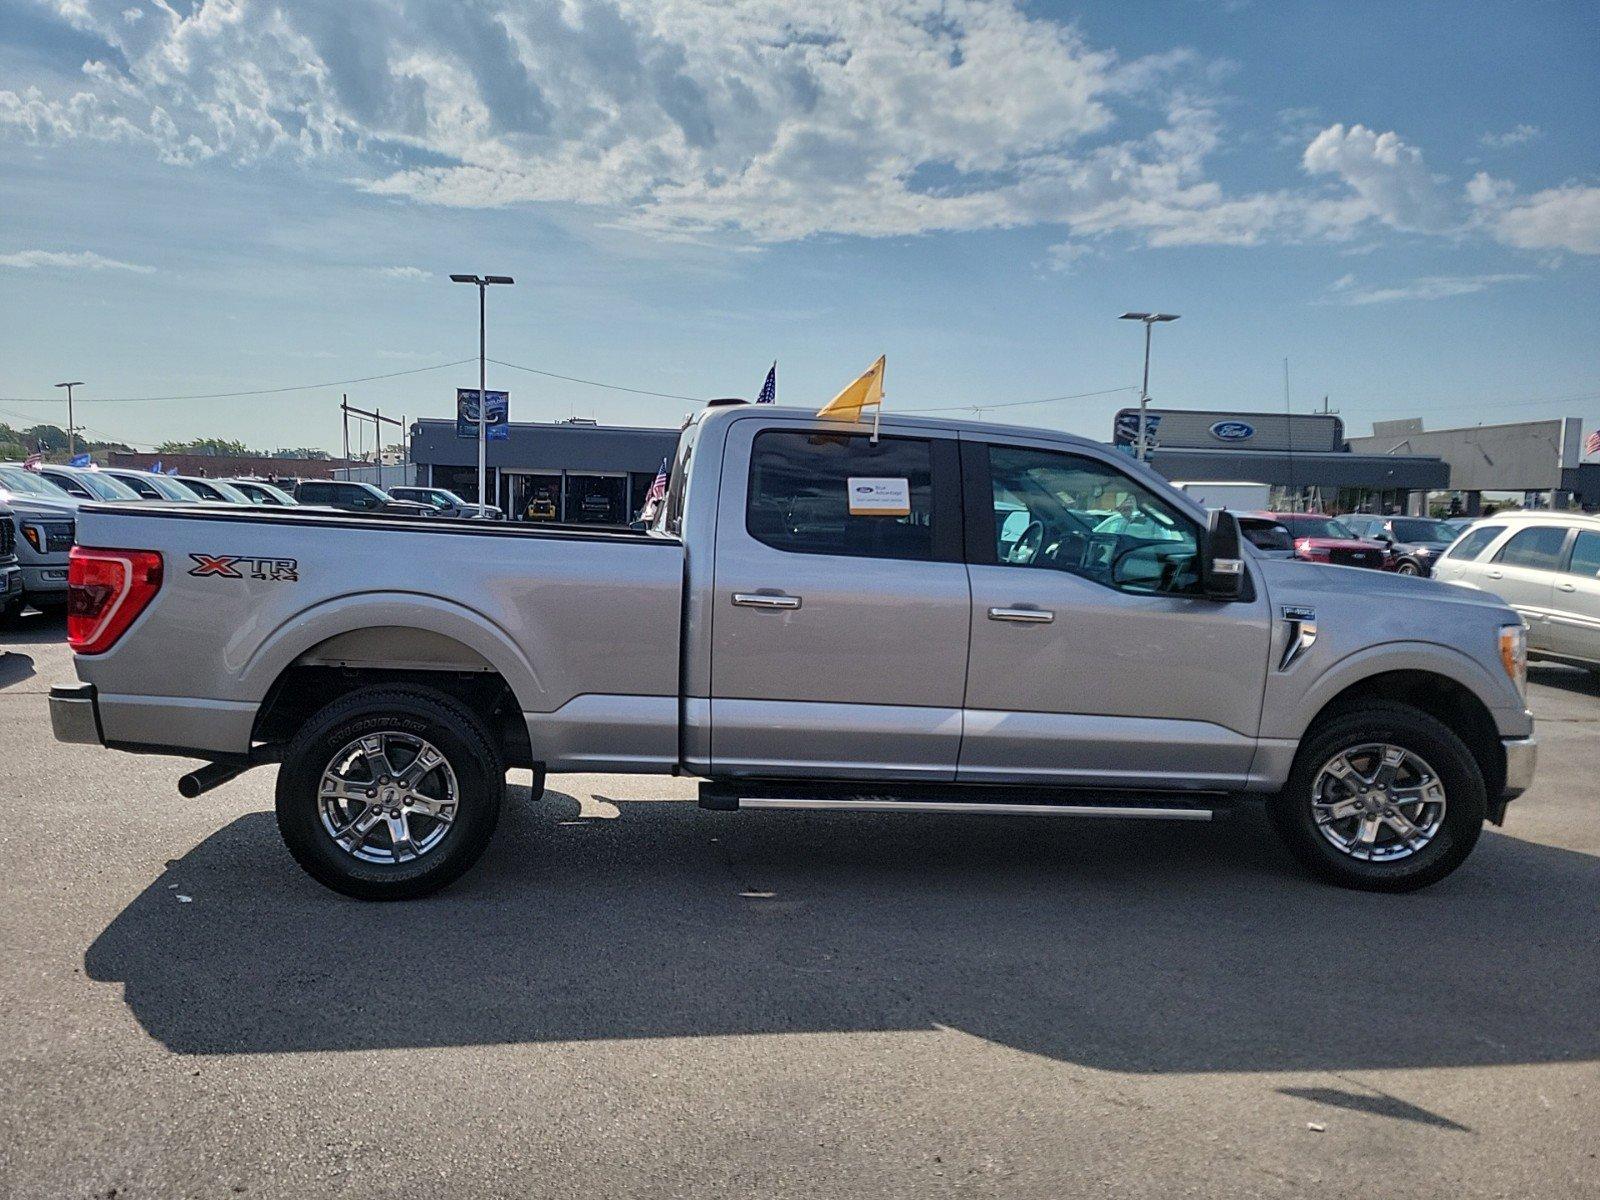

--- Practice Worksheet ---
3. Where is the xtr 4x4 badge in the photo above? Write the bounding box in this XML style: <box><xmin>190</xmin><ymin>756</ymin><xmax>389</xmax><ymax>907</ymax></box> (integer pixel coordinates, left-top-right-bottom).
<box><xmin>188</xmin><ymin>554</ymin><xmax>299</xmax><ymax>582</ymax></box>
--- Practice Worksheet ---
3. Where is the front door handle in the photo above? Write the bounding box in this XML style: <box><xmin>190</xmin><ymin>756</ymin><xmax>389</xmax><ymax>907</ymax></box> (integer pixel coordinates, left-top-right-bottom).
<box><xmin>732</xmin><ymin>592</ymin><xmax>802</xmax><ymax>610</ymax></box>
<box><xmin>1486</xmin><ymin>570</ymin><xmax>1504</xmax><ymax>579</ymax></box>
<box><xmin>988</xmin><ymin>606</ymin><xmax>1054</xmax><ymax>623</ymax></box>
<box><xmin>1556</xmin><ymin>582</ymin><xmax>1577</xmax><ymax>593</ymax></box>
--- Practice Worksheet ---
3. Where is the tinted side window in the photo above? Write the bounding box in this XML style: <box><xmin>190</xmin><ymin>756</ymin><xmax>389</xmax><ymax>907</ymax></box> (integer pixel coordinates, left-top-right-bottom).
<box><xmin>1445</xmin><ymin>525</ymin><xmax>1502</xmax><ymax>561</ymax></box>
<box><xmin>299</xmin><ymin>482</ymin><xmax>330</xmax><ymax>503</ymax></box>
<box><xmin>985</xmin><ymin>445</ymin><xmax>1200</xmax><ymax>594</ymax></box>
<box><xmin>747</xmin><ymin>431</ymin><xmax>936</xmax><ymax>561</ymax></box>
<box><xmin>1567</xmin><ymin>530</ymin><xmax>1600</xmax><ymax>578</ymax></box>
<box><xmin>1494</xmin><ymin>526</ymin><xmax>1567</xmax><ymax>570</ymax></box>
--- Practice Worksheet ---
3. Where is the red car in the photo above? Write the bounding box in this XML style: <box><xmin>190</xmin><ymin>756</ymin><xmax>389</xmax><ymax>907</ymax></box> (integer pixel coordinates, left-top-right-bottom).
<box><xmin>1254</xmin><ymin>511</ymin><xmax>1391</xmax><ymax>569</ymax></box>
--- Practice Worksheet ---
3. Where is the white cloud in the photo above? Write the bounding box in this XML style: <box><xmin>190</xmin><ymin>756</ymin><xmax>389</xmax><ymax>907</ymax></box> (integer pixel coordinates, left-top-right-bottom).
<box><xmin>1474</xmin><ymin>182</ymin><xmax>1600</xmax><ymax>255</ymax></box>
<box><xmin>1301</xmin><ymin>123</ymin><xmax>1451</xmax><ymax>232</ymax></box>
<box><xmin>1325</xmin><ymin>272</ymin><xmax>1532</xmax><ymax>305</ymax></box>
<box><xmin>0</xmin><ymin>249</ymin><xmax>154</xmax><ymax>273</ymax></box>
<box><xmin>376</xmin><ymin>265</ymin><xmax>431</xmax><ymax>281</ymax></box>
<box><xmin>1480</xmin><ymin>124</ymin><xmax>1540</xmax><ymax>149</ymax></box>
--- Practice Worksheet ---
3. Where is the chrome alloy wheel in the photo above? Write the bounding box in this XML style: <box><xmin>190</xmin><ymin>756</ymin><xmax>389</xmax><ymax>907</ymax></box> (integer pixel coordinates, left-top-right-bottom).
<box><xmin>317</xmin><ymin>732</ymin><xmax>460</xmax><ymax>865</ymax></box>
<box><xmin>1311</xmin><ymin>743</ymin><xmax>1447</xmax><ymax>862</ymax></box>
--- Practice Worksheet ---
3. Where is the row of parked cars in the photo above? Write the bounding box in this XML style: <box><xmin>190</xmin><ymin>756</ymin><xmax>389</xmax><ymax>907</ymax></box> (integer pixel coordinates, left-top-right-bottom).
<box><xmin>0</xmin><ymin>463</ymin><xmax>502</xmax><ymax>623</ymax></box>
<box><xmin>1235</xmin><ymin>507</ymin><xmax>1600</xmax><ymax>674</ymax></box>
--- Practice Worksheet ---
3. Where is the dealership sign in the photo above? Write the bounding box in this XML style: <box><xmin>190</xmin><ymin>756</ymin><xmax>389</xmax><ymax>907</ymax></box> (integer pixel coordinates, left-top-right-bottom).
<box><xmin>456</xmin><ymin>389</ymin><xmax>509</xmax><ymax>440</ymax></box>
<box><xmin>1112</xmin><ymin>411</ymin><xmax>1162</xmax><ymax>454</ymax></box>
<box><xmin>1209</xmin><ymin>420</ymin><xmax>1255</xmax><ymax>442</ymax></box>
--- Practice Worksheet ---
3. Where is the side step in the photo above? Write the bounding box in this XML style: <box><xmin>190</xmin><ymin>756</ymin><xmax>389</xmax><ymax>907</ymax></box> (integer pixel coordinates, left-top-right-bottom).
<box><xmin>698</xmin><ymin>780</ymin><xmax>1226</xmax><ymax>821</ymax></box>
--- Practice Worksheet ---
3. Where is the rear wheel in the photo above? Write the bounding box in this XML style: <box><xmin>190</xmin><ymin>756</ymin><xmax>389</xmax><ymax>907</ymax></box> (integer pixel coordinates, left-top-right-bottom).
<box><xmin>1269</xmin><ymin>702</ymin><xmax>1486</xmax><ymax>892</ymax></box>
<box><xmin>1394</xmin><ymin>559</ymin><xmax>1422</xmax><ymax>576</ymax></box>
<box><xmin>275</xmin><ymin>685</ymin><xmax>506</xmax><ymax>900</ymax></box>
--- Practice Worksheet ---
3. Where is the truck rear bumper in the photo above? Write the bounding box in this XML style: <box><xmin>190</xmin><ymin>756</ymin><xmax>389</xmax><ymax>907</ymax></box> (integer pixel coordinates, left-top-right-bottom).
<box><xmin>50</xmin><ymin>683</ymin><xmax>103</xmax><ymax>745</ymax></box>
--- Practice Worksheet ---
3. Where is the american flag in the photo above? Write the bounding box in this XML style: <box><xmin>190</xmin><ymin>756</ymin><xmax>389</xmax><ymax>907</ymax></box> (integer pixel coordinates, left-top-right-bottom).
<box><xmin>639</xmin><ymin>457</ymin><xmax>669</xmax><ymax>521</ymax></box>
<box><xmin>22</xmin><ymin>453</ymin><xmax>43</xmax><ymax>472</ymax></box>
<box><xmin>1586</xmin><ymin>429</ymin><xmax>1600</xmax><ymax>458</ymax></box>
<box><xmin>756</xmin><ymin>361</ymin><xmax>776</xmax><ymax>404</ymax></box>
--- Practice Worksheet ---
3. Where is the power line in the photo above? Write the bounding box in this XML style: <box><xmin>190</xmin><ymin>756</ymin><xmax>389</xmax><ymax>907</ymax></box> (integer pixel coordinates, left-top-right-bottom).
<box><xmin>0</xmin><ymin>358</ymin><xmax>476</xmax><ymax>404</ymax></box>
<box><xmin>487</xmin><ymin>357</ymin><xmax>705</xmax><ymax>402</ymax></box>
<box><xmin>901</xmin><ymin>385</ymin><xmax>1139</xmax><ymax>414</ymax></box>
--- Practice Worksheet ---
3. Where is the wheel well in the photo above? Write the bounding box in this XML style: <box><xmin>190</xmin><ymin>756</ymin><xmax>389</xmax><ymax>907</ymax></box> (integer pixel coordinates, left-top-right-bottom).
<box><xmin>1306</xmin><ymin>669</ymin><xmax>1506</xmax><ymax>810</ymax></box>
<box><xmin>253</xmin><ymin>661</ymin><xmax>533</xmax><ymax>770</ymax></box>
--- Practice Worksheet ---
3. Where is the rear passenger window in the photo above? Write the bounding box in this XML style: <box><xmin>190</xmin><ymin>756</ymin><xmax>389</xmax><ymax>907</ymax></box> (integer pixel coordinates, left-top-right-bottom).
<box><xmin>747</xmin><ymin>431</ymin><xmax>936</xmax><ymax>561</ymax></box>
<box><xmin>1494</xmin><ymin>526</ymin><xmax>1567</xmax><ymax>570</ymax></box>
<box><xmin>299</xmin><ymin>482</ymin><xmax>329</xmax><ymax>503</ymax></box>
<box><xmin>1567</xmin><ymin>530</ymin><xmax>1600</xmax><ymax>578</ymax></box>
<box><xmin>1445</xmin><ymin>525</ymin><xmax>1502</xmax><ymax>561</ymax></box>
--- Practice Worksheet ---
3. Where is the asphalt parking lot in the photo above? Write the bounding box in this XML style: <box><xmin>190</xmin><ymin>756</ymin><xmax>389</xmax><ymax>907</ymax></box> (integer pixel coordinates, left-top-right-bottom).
<box><xmin>2</xmin><ymin>611</ymin><xmax>1598</xmax><ymax>1199</ymax></box>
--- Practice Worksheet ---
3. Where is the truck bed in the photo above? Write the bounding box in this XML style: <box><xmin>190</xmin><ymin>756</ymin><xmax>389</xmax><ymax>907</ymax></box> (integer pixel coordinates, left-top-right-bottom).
<box><xmin>70</xmin><ymin>502</ymin><xmax>685</xmax><ymax>767</ymax></box>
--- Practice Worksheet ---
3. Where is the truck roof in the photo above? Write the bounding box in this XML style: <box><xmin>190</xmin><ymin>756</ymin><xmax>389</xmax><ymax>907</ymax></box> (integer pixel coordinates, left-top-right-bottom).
<box><xmin>696</xmin><ymin>402</ymin><xmax>1114</xmax><ymax>454</ymax></box>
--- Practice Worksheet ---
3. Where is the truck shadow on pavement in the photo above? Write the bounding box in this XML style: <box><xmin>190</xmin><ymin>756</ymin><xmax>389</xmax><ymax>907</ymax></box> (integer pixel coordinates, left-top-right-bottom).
<box><xmin>86</xmin><ymin>786</ymin><xmax>1600</xmax><ymax>1072</ymax></box>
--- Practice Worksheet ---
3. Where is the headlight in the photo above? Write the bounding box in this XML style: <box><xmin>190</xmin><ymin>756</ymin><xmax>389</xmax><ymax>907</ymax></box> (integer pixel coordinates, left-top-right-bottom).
<box><xmin>1414</xmin><ymin>546</ymin><xmax>1433</xmax><ymax>557</ymax></box>
<box><xmin>1499</xmin><ymin>623</ymin><xmax>1527</xmax><ymax>697</ymax></box>
<box><xmin>20</xmin><ymin>523</ymin><xmax>43</xmax><ymax>552</ymax></box>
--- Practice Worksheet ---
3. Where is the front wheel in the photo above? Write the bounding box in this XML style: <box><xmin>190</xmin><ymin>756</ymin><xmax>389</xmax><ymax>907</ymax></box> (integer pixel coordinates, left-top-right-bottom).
<box><xmin>1268</xmin><ymin>702</ymin><xmax>1486</xmax><ymax>892</ymax></box>
<box><xmin>1394</xmin><ymin>559</ymin><xmax>1422</xmax><ymax>576</ymax></box>
<box><xmin>275</xmin><ymin>685</ymin><xmax>506</xmax><ymax>900</ymax></box>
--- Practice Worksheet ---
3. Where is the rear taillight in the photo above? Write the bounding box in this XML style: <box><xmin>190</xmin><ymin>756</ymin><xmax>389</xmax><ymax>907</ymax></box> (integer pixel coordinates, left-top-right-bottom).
<box><xmin>67</xmin><ymin>547</ymin><xmax>163</xmax><ymax>654</ymax></box>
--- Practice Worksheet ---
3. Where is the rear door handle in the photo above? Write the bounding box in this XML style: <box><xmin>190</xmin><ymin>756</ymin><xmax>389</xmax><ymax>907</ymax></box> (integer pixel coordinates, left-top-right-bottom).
<box><xmin>988</xmin><ymin>607</ymin><xmax>1054</xmax><ymax>623</ymax></box>
<box><xmin>1486</xmin><ymin>570</ymin><xmax>1504</xmax><ymax>579</ymax></box>
<box><xmin>1556</xmin><ymin>582</ymin><xmax>1577</xmax><ymax>593</ymax></box>
<box><xmin>732</xmin><ymin>592</ymin><xmax>801</xmax><ymax>610</ymax></box>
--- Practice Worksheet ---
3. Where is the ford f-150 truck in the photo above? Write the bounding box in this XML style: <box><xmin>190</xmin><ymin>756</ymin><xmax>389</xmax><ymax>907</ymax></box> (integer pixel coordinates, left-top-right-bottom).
<box><xmin>50</xmin><ymin>404</ymin><xmax>1536</xmax><ymax>899</ymax></box>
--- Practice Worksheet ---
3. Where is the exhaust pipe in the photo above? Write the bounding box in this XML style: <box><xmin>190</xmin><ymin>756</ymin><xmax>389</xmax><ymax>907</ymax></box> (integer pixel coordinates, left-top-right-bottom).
<box><xmin>177</xmin><ymin>761</ymin><xmax>247</xmax><ymax>798</ymax></box>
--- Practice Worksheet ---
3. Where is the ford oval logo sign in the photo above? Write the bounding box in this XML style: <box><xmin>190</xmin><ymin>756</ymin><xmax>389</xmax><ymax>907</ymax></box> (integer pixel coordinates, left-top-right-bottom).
<box><xmin>1210</xmin><ymin>420</ymin><xmax>1255</xmax><ymax>442</ymax></box>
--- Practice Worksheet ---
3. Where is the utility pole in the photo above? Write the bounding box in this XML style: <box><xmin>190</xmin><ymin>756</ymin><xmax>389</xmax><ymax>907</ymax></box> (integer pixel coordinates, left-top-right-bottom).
<box><xmin>1118</xmin><ymin>314</ymin><xmax>1179</xmax><ymax>462</ymax></box>
<box><xmin>342</xmin><ymin>393</ymin><xmax>350</xmax><ymax>464</ymax></box>
<box><xmin>450</xmin><ymin>274</ymin><xmax>515</xmax><ymax>511</ymax></box>
<box><xmin>55</xmin><ymin>381</ymin><xmax>84</xmax><ymax>456</ymax></box>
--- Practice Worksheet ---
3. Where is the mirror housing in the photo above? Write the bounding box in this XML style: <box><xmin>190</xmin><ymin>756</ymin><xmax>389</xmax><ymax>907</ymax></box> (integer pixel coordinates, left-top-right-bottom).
<box><xmin>1202</xmin><ymin>509</ymin><xmax>1245</xmax><ymax>599</ymax></box>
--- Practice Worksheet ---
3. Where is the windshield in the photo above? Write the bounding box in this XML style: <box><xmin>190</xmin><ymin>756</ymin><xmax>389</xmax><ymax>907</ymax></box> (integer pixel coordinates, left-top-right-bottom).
<box><xmin>0</xmin><ymin>465</ymin><xmax>74</xmax><ymax>499</ymax></box>
<box><xmin>238</xmin><ymin>481</ymin><xmax>297</xmax><ymax>504</ymax></box>
<box><xmin>1280</xmin><ymin>514</ymin><xmax>1356</xmax><ymax>539</ymax></box>
<box><xmin>178</xmin><ymin>477</ymin><xmax>251</xmax><ymax>503</ymax></box>
<box><xmin>129</xmin><ymin>472</ymin><xmax>200</xmax><ymax>501</ymax></box>
<box><xmin>65</xmin><ymin>470</ymin><xmax>142</xmax><ymax>501</ymax></box>
<box><xmin>1390</xmin><ymin>518</ymin><xmax>1457</xmax><ymax>542</ymax></box>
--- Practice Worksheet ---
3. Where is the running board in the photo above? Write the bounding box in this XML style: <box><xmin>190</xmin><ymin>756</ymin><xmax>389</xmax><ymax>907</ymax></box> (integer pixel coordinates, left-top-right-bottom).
<box><xmin>699</xmin><ymin>781</ymin><xmax>1225</xmax><ymax>821</ymax></box>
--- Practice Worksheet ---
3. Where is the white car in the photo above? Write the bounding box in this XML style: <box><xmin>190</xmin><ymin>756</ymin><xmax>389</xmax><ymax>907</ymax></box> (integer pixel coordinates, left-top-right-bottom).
<box><xmin>1432</xmin><ymin>511</ymin><xmax>1600</xmax><ymax>674</ymax></box>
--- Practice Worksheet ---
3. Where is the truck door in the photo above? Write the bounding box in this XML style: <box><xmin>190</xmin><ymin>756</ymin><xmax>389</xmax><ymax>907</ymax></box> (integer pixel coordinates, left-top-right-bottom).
<box><xmin>958</xmin><ymin>436</ymin><xmax>1272</xmax><ymax>790</ymax></box>
<box><xmin>707</xmin><ymin>420</ymin><xmax>969</xmax><ymax>780</ymax></box>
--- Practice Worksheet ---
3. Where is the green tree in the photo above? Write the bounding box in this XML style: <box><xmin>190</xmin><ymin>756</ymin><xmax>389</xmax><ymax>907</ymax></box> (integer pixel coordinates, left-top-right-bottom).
<box><xmin>155</xmin><ymin>437</ymin><xmax>255</xmax><ymax>457</ymax></box>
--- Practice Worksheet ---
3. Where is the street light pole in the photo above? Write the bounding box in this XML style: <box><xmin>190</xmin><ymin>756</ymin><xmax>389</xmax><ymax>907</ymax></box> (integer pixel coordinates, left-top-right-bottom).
<box><xmin>54</xmin><ymin>381</ymin><xmax>84</xmax><ymax>457</ymax></box>
<box><xmin>1118</xmin><ymin>313</ymin><xmax>1179</xmax><ymax>462</ymax></box>
<box><xmin>450</xmin><ymin>274</ymin><xmax>514</xmax><ymax>512</ymax></box>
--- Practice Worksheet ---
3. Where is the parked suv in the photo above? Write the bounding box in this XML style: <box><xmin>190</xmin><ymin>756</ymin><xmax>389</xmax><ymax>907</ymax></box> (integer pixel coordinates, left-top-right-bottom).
<box><xmin>0</xmin><ymin>465</ymin><xmax>79</xmax><ymax>611</ymax></box>
<box><xmin>101</xmin><ymin>469</ymin><xmax>202</xmax><ymax>502</ymax></box>
<box><xmin>0</xmin><ymin>501</ymin><xmax>22</xmax><ymax>627</ymax></box>
<box><xmin>1344</xmin><ymin>515</ymin><xmax>1459</xmax><ymax>576</ymax></box>
<box><xmin>1432</xmin><ymin>512</ymin><xmax>1600</xmax><ymax>673</ymax></box>
<box><xmin>387</xmin><ymin>486</ymin><xmax>503</xmax><ymax>520</ymax></box>
<box><xmin>35</xmin><ymin>465</ymin><xmax>147</xmax><ymax>504</ymax></box>
<box><xmin>170</xmin><ymin>476</ymin><xmax>253</xmax><ymax>504</ymax></box>
<box><xmin>1261</xmin><ymin>511</ymin><xmax>1389</xmax><ymax>569</ymax></box>
<box><xmin>291</xmin><ymin>479</ymin><xmax>435</xmax><ymax>516</ymax></box>
<box><xmin>224</xmin><ymin>479</ymin><xmax>298</xmax><ymax>506</ymax></box>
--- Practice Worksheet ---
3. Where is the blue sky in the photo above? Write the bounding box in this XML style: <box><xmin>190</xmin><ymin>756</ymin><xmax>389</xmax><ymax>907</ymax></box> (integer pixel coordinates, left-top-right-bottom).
<box><xmin>0</xmin><ymin>0</ymin><xmax>1595</xmax><ymax>454</ymax></box>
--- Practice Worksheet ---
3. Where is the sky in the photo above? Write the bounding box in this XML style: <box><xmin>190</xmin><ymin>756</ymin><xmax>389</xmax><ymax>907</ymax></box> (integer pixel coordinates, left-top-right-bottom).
<box><xmin>0</xmin><ymin>0</ymin><xmax>1596</xmax><ymax>456</ymax></box>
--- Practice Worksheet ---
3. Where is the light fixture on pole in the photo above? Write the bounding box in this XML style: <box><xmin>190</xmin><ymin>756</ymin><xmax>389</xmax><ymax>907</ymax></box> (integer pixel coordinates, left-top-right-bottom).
<box><xmin>450</xmin><ymin>274</ymin><xmax>515</xmax><ymax>511</ymax></box>
<box><xmin>54</xmin><ymin>381</ymin><xmax>85</xmax><ymax>457</ymax></box>
<box><xmin>1118</xmin><ymin>313</ymin><xmax>1179</xmax><ymax>463</ymax></box>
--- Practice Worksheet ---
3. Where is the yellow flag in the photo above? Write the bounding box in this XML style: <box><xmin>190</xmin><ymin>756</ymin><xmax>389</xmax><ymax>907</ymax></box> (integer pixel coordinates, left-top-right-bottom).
<box><xmin>817</xmin><ymin>355</ymin><xmax>885</xmax><ymax>422</ymax></box>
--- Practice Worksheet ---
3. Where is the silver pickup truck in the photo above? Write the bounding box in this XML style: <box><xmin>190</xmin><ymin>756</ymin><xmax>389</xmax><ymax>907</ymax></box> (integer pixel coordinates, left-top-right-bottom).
<box><xmin>51</xmin><ymin>404</ymin><xmax>1536</xmax><ymax>899</ymax></box>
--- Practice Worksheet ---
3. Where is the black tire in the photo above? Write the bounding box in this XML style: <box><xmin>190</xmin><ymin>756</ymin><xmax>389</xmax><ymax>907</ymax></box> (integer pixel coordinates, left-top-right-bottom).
<box><xmin>275</xmin><ymin>684</ymin><xmax>505</xmax><ymax>900</ymax></box>
<box><xmin>1394</xmin><ymin>559</ymin><xmax>1423</xmax><ymax>576</ymax></box>
<box><xmin>1268</xmin><ymin>702</ymin><xmax>1486</xmax><ymax>892</ymax></box>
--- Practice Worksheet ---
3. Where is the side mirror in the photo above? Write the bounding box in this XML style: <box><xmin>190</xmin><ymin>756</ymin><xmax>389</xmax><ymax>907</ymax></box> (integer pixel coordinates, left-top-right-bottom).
<box><xmin>1203</xmin><ymin>509</ymin><xmax>1245</xmax><ymax>599</ymax></box>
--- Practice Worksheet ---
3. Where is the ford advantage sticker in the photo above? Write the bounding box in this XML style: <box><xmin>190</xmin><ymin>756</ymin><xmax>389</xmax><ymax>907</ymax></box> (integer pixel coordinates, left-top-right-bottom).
<box><xmin>846</xmin><ymin>477</ymin><xmax>912</xmax><ymax>517</ymax></box>
<box><xmin>1210</xmin><ymin>420</ymin><xmax>1255</xmax><ymax>442</ymax></box>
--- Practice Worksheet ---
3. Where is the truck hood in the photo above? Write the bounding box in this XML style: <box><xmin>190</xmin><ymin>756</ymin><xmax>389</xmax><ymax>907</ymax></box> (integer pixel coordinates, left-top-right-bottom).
<box><xmin>1256</xmin><ymin>554</ymin><xmax>1516</xmax><ymax>614</ymax></box>
<box><xmin>0</xmin><ymin>492</ymin><xmax>80</xmax><ymax>517</ymax></box>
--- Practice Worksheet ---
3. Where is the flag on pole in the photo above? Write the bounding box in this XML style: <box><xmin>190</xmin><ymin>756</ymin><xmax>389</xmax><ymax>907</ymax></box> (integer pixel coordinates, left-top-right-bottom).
<box><xmin>817</xmin><ymin>355</ymin><xmax>885</xmax><ymax>423</ymax></box>
<box><xmin>756</xmin><ymin>362</ymin><xmax>777</xmax><ymax>404</ymax></box>
<box><xmin>69</xmin><ymin>453</ymin><xmax>92</xmax><ymax>468</ymax></box>
<box><xmin>1585</xmin><ymin>429</ymin><xmax>1600</xmax><ymax>458</ymax></box>
<box><xmin>22</xmin><ymin>453</ymin><xmax>43</xmax><ymax>472</ymax></box>
<box><xmin>149</xmin><ymin>460</ymin><xmax>163</xmax><ymax>474</ymax></box>
<box><xmin>639</xmin><ymin>457</ymin><xmax>670</xmax><ymax>522</ymax></box>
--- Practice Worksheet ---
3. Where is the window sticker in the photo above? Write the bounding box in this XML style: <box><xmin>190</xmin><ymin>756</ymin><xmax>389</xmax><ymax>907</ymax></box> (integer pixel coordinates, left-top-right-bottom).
<box><xmin>847</xmin><ymin>477</ymin><xmax>911</xmax><ymax>517</ymax></box>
